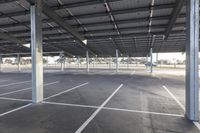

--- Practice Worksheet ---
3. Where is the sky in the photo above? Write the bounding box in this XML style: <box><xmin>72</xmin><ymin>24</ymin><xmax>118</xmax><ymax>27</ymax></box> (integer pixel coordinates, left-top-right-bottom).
<box><xmin>153</xmin><ymin>52</ymin><xmax>186</xmax><ymax>62</ymax></box>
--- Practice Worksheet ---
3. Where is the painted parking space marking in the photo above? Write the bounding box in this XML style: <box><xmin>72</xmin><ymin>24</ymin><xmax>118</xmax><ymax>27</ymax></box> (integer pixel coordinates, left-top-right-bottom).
<box><xmin>162</xmin><ymin>85</ymin><xmax>200</xmax><ymax>130</ymax></box>
<box><xmin>0</xmin><ymin>80</ymin><xmax>31</xmax><ymax>88</ymax></box>
<box><xmin>0</xmin><ymin>103</ymin><xmax>32</xmax><ymax>117</ymax></box>
<box><xmin>0</xmin><ymin>81</ymin><xmax>59</xmax><ymax>96</ymax></box>
<box><xmin>44</xmin><ymin>82</ymin><xmax>89</xmax><ymax>100</ymax></box>
<box><xmin>75</xmin><ymin>84</ymin><xmax>123</xmax><ymax>133</ymax></box>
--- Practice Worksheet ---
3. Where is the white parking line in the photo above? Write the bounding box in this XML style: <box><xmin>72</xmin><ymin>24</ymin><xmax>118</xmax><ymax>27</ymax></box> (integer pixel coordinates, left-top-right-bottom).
<box><xmin>162</xmin><ymin>85</ymin><xmax>200</xmax><ymax>130</ymax></box>
<box><xmin>0</xmin><ymin>81</ymin><xmax>59</xmax><ymax>96</ymax></box>
<box><xmin>103</xmin><ymin>107</ymin><xmax>184</xmax><ymax>117</ymax></box>
<box><xmin>43</xmin><ymin>101</ymin><xmax>98</xmax><ymax>109</ymax></box>
<box><xmin>75</xmin><ymin>84</ymin><xmax>123</xmax><ymax>133</ymax></box>
<box><xmin>162</xmin><ymin>85</ymin><xmax>185</xmax><ymax>110</ymax></box>
<box><xmin>0</xmin><ymin>97</ymin><xmax>31</xmax><ymax>102</ymax></box>
<box><xmin>0</xmin><ymin>103</ymin><xmax>32</xmax><ymax>117</ymax></box>
<box><xmin>130</xmin><ymin>70</ymin><xmax>135</xmax><ymax>75</ymax></box>
<box><xmin>43</xmin><ymin>101</ymin><xmax>184</xmax><ymax>118</ymax></box>
<box><xmin>0</xmin><ymin>80</ymin><xmax>31</xmax><ymax>88</ymax></box>
<box><xmin>44</xmin><ymin>82</ymin><xmax>89</xmax><ymax>100</ymax></box>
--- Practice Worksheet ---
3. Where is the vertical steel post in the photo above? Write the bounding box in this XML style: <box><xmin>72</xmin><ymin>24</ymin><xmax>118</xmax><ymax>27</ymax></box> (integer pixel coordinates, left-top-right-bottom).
<box><xmin>109</xmin><ymin>57</ymin><xmax>112</xmax><ymax>69</ymax></box>
<box><xmin>0</xmin><ymin>55</ymin><xmax>2</xmax><ymax>72</ymax></box>
<box><xmin>61</xmin><ymin>62</ymin><xmax>64</xmax><ymax>72</ymax></box>
<box><xmin>127</xmin><ymin>56</ymin><xmax>129</xmax><ymax>69</ymax></box>
<box><xmin>186</xmin><ymin>0</ymin><xmax>199</xmax><ymax>121</ymax></box>
<box><xmin>93</xmin><ymin>58</ymin><xmax>95</xmax><ymax>68</ymax></box>
<box><xmin>17</xmin><ymin>54</ymin><xmax>21</xmax><ymax>72</ymax></box>
<box><xmin>116</xmin><ymin>49</ymin><xmax>119</xmax><ymax>72</ymax></box>
<box><xmin>156</xmin><ymin>53</ymin><xmax>158</xmax><ymax>62</ymax></box>
<box><xmin>150</xmin><ymin>48</ymin><xmax>153</xmax><ymax>73</ymax></box>
<box><xmin>31</xmin><ymin>0</ymin><xmax>43</xmax><ymax>103</ymax></box>
<box><xmin>77</xmin><ymin>56</ymin><xmax>80</xmax><ymax>68</ymax></box>
<box><xmin>146</xmin><ymin>54</ymin><xmax>148</xmax><ymax>69</ymax></box>
<box><xmin>86</xmin><ymin>51</ymin><xmax>89</xmax><ymax>72</ymax></box>
<box><xmin>146</xmin><ymin>54</ymin><xmax>148</xmax><ymax>62</ymax></box>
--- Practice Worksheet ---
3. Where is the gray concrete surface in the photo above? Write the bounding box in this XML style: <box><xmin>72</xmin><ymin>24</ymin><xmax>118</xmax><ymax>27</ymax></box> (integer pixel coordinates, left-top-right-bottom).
<box><xmin>0</xmin><ymin>69</ymin><xmax>199</xmax><ymax>133</ymax></box>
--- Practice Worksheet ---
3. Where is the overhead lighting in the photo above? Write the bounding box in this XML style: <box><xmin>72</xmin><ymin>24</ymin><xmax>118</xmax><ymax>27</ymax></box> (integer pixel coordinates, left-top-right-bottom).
<box><xmin>83</xmin><ymin>39</ymin><xmax>87</xmax><ymax>45</ymax></box>
<box><xmin>23</xmin><ymin>43</ymin><xmax>30</xmax><ymax>48</ymax></box>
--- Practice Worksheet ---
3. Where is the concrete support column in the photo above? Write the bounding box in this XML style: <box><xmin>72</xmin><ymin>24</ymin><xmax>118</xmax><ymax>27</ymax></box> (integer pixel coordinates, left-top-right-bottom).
<box><xmin>146</xmin><ymin>54</ymin><xmax>148</xmax><ymax>69</ymax></box>
<box><xmin>150</xmin><ymin>48</ymin><xmax>153</xmax><ymax>73</ymax></box>
<box><xmin>0</xmin><ymin>55</ymin><xmax>2</xmax><ymax>72</ymax></box>
<box><xmin>77</xmin><ymin>56</ymin><xmax>80</xmax><ymax>68</ymax></box>
<box><xmin>59</xmin><ymin>52</ymin><xmax>64</xmax><ymax>72</ymax></box>
<box><xmin>93</xmin><ymin>58</ymin><xmax>95</xmax><ymax>68</ymax></box>
<box><xmin>86</xmin><ymin>51</ymin><xmax>89</xmax><ymax>72</ymax></box>
<box><xmin>146</xmin><ymin>55</ymin><xmax>148</xmax><ymax>62</ymax></box>
<box><xmin>64</xmin><ymin>60</ymin><xmax>66</xmax><ymax>69</ymax></box>
<box><xmin>61</xmin><ymin>62</ymin><xmax>64</xmax><ymax>72</ymax></box>
<box><xmin>156</xmin><ymin>53</ymin><xmax>158</xmax><ymax>63</ymax></box>
<box><xmin>127</xmin><ymin>56</ymin><xmax>129</xmax><ymax>69</ymax></box>
<box><xmin>185</xmin><ymin>0</ymin><xmax>199</xmax><ymax>121</ymax></box>
<box><xmin>17</xmin><ymin>54</ymin><xmax>21</xmax><ymax>72</ymax></box>
<box><xmin>116</xmin><ymin>49</ymin><xmax>119</xmax><ymax>72</ymax></box>
<box><xmin>31</xmin><ymin>0</ymin><xmax>43</xmax><ymax>103</ymax></box>
<box><xmin>46</xmin><ymin>56</ymin><xmax>49</xmax><ymax>67</ymax></box>
<box><xmin>109</xmin><ymin>57</ymin><xmax>112</xmax><ymax>69</ymax></box>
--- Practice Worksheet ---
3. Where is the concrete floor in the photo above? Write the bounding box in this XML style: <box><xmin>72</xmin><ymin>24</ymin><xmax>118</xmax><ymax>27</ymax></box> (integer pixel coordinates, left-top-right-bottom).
<box><xmin>0</xmin><ymin>68</ymin><xmax>199</xmax><ymax>133</ymax></box>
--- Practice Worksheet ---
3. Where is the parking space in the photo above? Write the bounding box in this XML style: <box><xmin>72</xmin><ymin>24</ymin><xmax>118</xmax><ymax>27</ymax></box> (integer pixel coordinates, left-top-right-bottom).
<box><xmin>0</xmin><ymin>69</ymin><xmax>199</xmax><ymax>133</ymax></box>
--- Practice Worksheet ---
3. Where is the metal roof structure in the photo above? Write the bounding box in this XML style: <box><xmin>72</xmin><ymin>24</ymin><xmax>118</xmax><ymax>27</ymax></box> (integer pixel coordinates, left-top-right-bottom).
<box><xmin>0</xmin><ymin>0</ymin><xmax>187</xmax><ymax>57</ymax></box>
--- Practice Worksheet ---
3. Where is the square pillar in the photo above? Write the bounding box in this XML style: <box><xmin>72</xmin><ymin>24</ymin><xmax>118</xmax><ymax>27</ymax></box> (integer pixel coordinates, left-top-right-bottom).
<box><xmin>93</xmin><ymin>58</ymin><xmax>95</xmax><ymax>68</ymax></box>
<box><xmin>127</xmin><ymin>56</ymin><xmax>129</xmax><ymax>69</ymax></box>
<box><xmin>109</xmin><ymin>57</ymin><xmax>112</xmax><ymax>69</ymax></box>
<box><xmin>116</xmin><ymin>49</ymin><xmax>119</xmax><ymax>72</ymax></box>
<box><xmin>146</xmin><ymin>54</ymin><xmax>148</xmax><ymax>62</ymax></box>
<box><xmin>77</xmin><ymin>56</ymin><xmax>80</xmax><ymax>68</ymax></box>
<box><xmin>150</xmin><ymin>48</ymin><xmax>153</xmax><ymax>73</ymax></box>
<box><xmin>86</xmin><ymin>51</ymin><xmax>89</xmax><ymax>72</ymax></box>
<box><xmin>17</xmin><ymin>54</ymin><xmax>21</xmax><ymax>72</ymax></box>
<box><xmin>0</xmin><ymin>55</ymin><xmax>2</xmax><ymax>72</ymax></box>
<box><xmin>31</xmin><ymin>0</ymin><xmax>43</xmax><ymax>103</ymax></box>
<box><xmin>61</xmin><ymin>62</ymin><xmax>64</xmax><ymax>72</ymax></box>
<box><xmin>0</xmin><ymin>55</ymin><xmax>3</xmax><ymax>72</ymax></box>
<box><xmin>59</xmin><ymin>52</ymin><xmax>65</xmax><ymax>72</ymax></box>
<box><xmin>185</xmin><ymin>0</ymin><xmax>199</xmax><ymax>121</ymax></box>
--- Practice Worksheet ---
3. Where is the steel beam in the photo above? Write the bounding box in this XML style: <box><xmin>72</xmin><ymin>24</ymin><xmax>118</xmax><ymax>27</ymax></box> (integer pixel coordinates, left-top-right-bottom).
<box><xmin>8</xmin><ymin>23</ymin><xmax>172</xmax><ymax>35</ymax></box>
<box><xmin>20</xmin><ymin>30</ymin><xmax>176</xmax><ymax>40</ymax></box>
<box><xmin>0</xmin><ymin>32</ymin><xmax>27</xmax><ymax>45</ymax></box>
<box><xmin>51</xmin><ymin>0</ymin><xmax>120</xmax><ymax>10</ymax></box>
<box><xmin>42</xmin><ymin>3</ymin><xmax>85</xmax><ymax>44</ymax></box>
<box><xmin>164</xmin><ymin>0</ymin><xmax>184</xmax><ymax>40</ymax></box>
<box><xmin>31</xmin><ymin>0</ymin><xmax>43</xmax><ymax>103</ymax></box>
<box><xmin>185</xmin><ymin>0</ymin><xmax>199</xmax><ymax>121</ymax></box>
<box><xmin>6</xmin><ymin>2</ymin><xmax>174</xmax><ymax>20</ymax></box>
<box><xmin>26</xmin><ymin>0</ymin><xmax>95</xmax><ymax>55</ymax></box>
<box><xmin>0</xmin><ymin>14</ymin><xmax>184</xmax><ymax>31</ymax></box>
